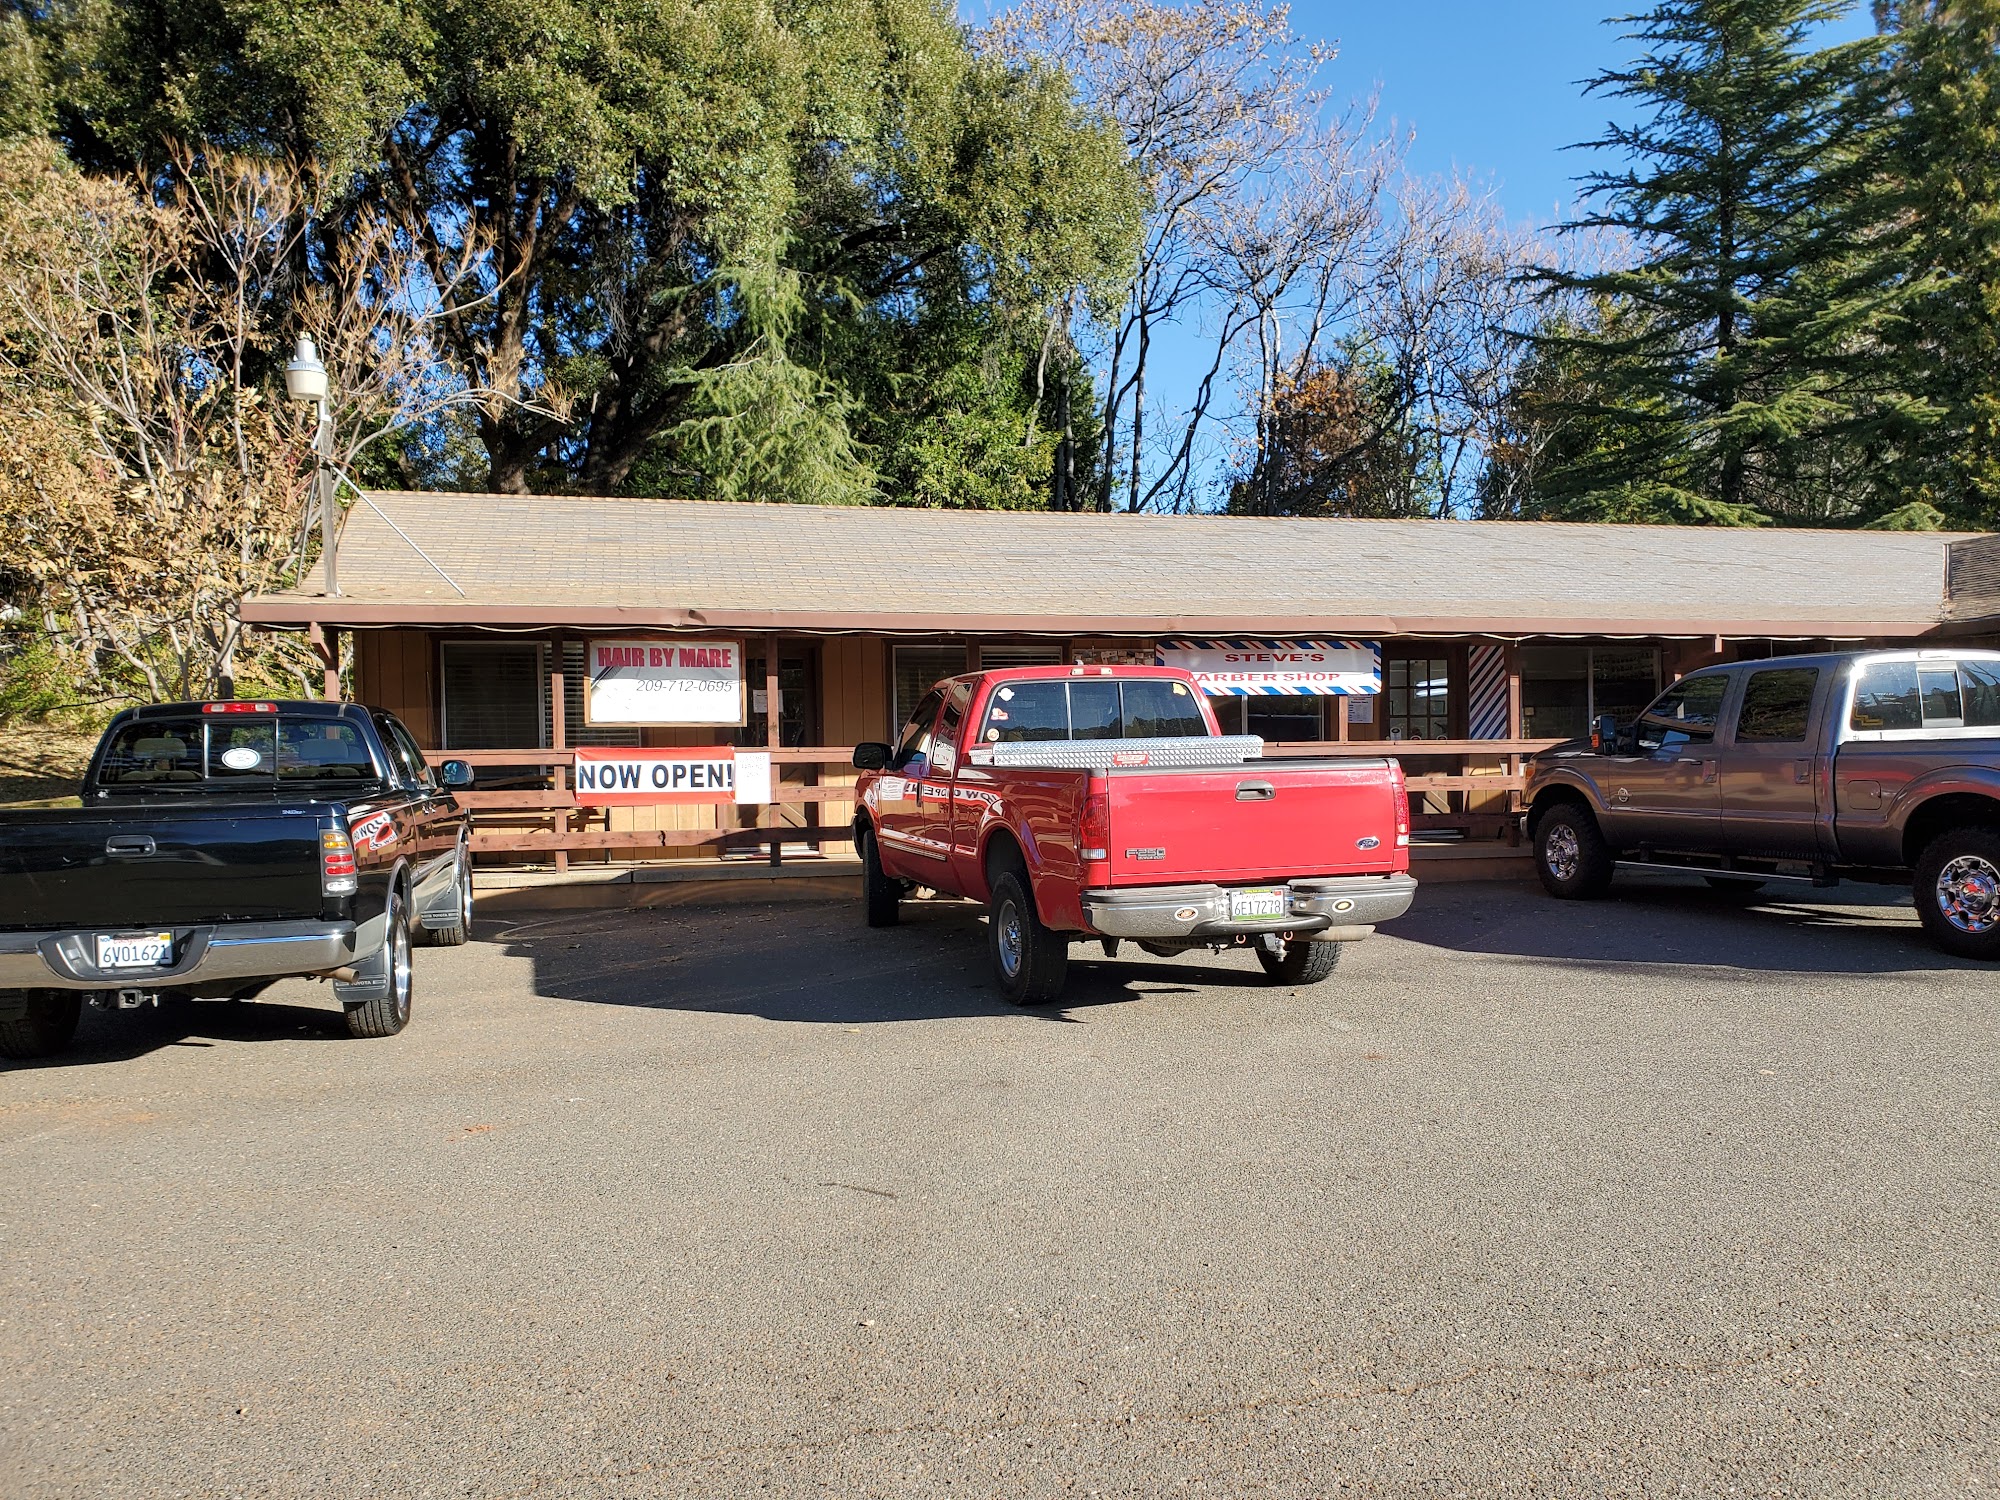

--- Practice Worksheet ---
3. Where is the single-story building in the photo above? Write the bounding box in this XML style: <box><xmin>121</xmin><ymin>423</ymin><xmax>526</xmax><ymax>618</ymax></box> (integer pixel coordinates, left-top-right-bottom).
<box><xmin>238</xmin><ymin>494</ymin><xmax>2000</xmax><ymax>866</ymax></box>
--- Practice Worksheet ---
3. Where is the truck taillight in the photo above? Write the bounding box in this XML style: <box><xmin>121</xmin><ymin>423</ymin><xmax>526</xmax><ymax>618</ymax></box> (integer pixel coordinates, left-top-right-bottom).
<box><xmin>321</xmin><ymin>828</ymin><xmax>358</xmax><ymax>895</ymax></box>
<box><xmin>1391</xmin><ymin>761</ymin><xmax>1411</xmax><ymax>847</ymax></box>
<box><xmin>1080</xmin><ymin>786</ymin><xmax>1109</xmax><ymax>861</ymax></box>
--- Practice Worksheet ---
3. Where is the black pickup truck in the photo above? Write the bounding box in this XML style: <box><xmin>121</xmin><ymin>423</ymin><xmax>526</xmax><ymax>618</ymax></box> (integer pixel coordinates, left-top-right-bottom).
<box><xmin>0</xmin><ymin>700</ymin><xmax>475</xmax><ymax>1060</ymax></box>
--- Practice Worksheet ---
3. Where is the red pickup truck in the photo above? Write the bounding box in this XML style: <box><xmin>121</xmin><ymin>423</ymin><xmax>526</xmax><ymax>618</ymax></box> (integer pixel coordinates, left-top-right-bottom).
<box><xmin>851</xmin><ymin>665</ymin><xmax>1417</xmax><ymax>1003</ymax></box>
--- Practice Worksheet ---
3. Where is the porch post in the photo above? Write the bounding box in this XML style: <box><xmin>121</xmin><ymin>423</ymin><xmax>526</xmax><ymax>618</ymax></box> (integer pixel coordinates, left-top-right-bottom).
<box><xmin>550</xmin><ymin>639</ymin><xmax>569</xmax><ymax>874</ymax></box>
<box><xmin>1505</xmin><ymin>643</ymin><xmax>1524</xmax><ymax>845</ymax></box>
<box><xmin>308</xmin><ymin>622</ymin><xmax>340</xmax><ymax>700</ymax></box>
<box><xmin>766</xmin><ymin>637</ymin><xmax>782</xmax><ymax>867</ymax></box>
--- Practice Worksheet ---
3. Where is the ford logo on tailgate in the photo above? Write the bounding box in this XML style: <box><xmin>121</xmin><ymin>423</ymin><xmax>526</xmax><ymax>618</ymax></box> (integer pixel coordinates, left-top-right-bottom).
<box><xmin>1356</xmin><ymin>835</ymin><xmax>1380</xmax><ymax>850</ymax></box>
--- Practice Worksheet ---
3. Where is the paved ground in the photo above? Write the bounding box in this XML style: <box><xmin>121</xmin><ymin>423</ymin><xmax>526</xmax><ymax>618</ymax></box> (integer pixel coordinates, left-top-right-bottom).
<box><xmin>1</xmin><ymin>878</ymin><xmax>1995</xmax><ymax>1498</ymax></box>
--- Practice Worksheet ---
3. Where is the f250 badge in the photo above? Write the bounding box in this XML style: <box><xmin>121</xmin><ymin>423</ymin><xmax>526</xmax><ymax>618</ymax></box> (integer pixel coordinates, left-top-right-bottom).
<box><xmin>1125</xmin><ymin>847</ymin><xmax>1166</xmax><ymax>861</ymax></box>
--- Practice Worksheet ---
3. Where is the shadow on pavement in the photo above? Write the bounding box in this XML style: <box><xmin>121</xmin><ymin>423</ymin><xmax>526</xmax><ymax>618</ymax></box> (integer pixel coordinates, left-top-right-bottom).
<box><xmin>487</xmin><ymin>900</ymin><xmax>1262</xmax><ymax>1025</ymax></box>
<box><xmin>1383</xmin><ymin>875</ymin><xmax>1982</xmax><ymax>975</ymax></box>
<box><xmin>6</xmin><ymin>993</ymin><xmax>352</xmax><ymax>1071</ymax></box>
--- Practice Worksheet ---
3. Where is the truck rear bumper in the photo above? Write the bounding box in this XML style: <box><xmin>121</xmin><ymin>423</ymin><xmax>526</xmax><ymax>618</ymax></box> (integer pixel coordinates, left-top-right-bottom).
<box><xmin>1079</xmin><ymin>873</ymin><xmax>1417</xmax><ymax>942</ymax></box>
<box><xmin>0</xmin><ymin>921</ymin><xmax>360</xmax><ymax>992</ymax></box>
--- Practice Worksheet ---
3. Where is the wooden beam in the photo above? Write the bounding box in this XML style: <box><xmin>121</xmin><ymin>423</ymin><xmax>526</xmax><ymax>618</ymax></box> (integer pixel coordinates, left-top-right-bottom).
<box><xmin>306</xmin><ymin>623</ymin><xmax>341</xmax><ymax>700</ymax></box>
<box><xmin>549</xmin><ymin>640</ymin><xmax>568</xmax><ymax>873</ymax></box>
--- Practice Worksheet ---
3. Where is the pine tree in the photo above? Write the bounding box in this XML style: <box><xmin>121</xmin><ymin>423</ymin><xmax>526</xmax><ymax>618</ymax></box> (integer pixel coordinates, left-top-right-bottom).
<box><xmin>1534</xmin><ymin>0</ymin><xmax>1891</xmax><ymax>523</ymax></box>
<box><xmin>1875</xmin><ymin>0</ymin><xmax>2000</xmax><ymax>527</ymax></box>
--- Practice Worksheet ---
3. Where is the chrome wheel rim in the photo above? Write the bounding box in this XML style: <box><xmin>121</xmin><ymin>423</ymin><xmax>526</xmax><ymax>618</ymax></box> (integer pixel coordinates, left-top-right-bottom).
<box><xmin>1544</xmin><ymin>822</ymin><xmax>1581</xmax><ymax>881</ymax></box>
<box><xmin>997</xmin><ymin>897</ymin><xmax>1023</xmax><ymax>978</ymax></box>
<box><xmin>1936</xmin><ymin>854</ymin><xmax>2000</xmax><ymax>935</ymax></box>
<box><xmin>391</xmin><ymin>911</ymin><xmax>412</xmax><ymax>1021</ymax></box>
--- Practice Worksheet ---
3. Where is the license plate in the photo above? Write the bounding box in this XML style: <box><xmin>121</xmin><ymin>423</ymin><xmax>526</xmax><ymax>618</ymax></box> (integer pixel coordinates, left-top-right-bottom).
<box><xmin>1228</xmin><ymin>888</ymin><xmax>1287</xmax><ymax>921</ymax></box>
<box><xmin>95</xmin><ymin>932</ymin><xmax>173</xmax><ymax>969</ymax></box>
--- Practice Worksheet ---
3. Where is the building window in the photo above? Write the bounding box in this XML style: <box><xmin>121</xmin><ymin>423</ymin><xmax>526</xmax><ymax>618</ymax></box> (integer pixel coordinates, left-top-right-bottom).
<box><xmin>1386</xmin><ymin>657</ymin><xmax>1452</xmax><ymax>741</ymax></box>
<box><xmin>441</xmin><ymin>642</ymin><xmax>545</xmax><ymax>749</ymax></box>
<box><xmin>893</xmin><ymin>647</ymin><xmax>966</xmax><ymax>733</ymax></box>
<box><xmin>1246</xmin><ymin>695</ymin><xmax>1325</xmax><ymax>744</ymax></box>
<box><xmin>1519</xmin><ymin>646</ymin><xmax>1661</xmax><ymax>740</ymax></box>
<box><xmin>560</xmin><ymin>642</ymin><xmax>641</xmax><ymax>748</ymax></box>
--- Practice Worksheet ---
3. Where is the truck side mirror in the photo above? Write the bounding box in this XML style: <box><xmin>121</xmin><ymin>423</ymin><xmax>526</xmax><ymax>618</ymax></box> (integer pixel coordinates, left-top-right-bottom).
<box><xmin>439</xmin><ymin>759</ymin><xmax>474</xmax><ymax>789</ymax></box>
<box><xmin>1591</xmin><ymin>714</ymin><xmax>1620</xmax><ymax>753</ymax></box>
<box><xmin>852</xmin><ymin>742</ymin><xmax>891</xmax><ymax>771</ymax></box>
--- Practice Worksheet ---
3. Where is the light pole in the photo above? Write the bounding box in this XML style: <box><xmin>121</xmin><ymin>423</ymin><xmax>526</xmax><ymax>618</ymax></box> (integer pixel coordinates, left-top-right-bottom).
<box><xmin>284</xmin><ymin>336</ymin><xmax>338</xmax><ymax>597</ymax></box>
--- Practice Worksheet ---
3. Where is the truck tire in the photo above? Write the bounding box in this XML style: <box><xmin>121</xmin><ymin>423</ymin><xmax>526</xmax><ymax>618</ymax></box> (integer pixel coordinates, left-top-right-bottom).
<box><xmin>341</xmin><ymin>890</ymin><xmax>414</xmax><ymax>1038</ymax></box>
<box><xmin>860</xmin><ymin>827</ymin><xmax>900</xmax><ymax>928</ymax></box>
<box><xmin>424</xmin><ymin>848</ymin><xmax>474</xmax><ymax>947</ymax></box>
<box><xmin>988</xmin><ymin>869</ymin><xmax>1068</xmax><ymax>1006</ymax></box>
<box><xmin>1256</xmin><ymin>939</ymin><xmax>1342</xmax><ymax>986</ymax></box>
<box><xmin>1914</xmin><ymin>826</ymin><xmax>2000</xmax><ymax>961</ymax></box>
<box><xmin>1534</xmin><ymin>802</ymin><xmax>1614</xmax><ymax>900</ymax></box>
<box><xmin>0</xmin><ymin>990</ymin><xmax>82</xmax><ymax>1061</ymax></box>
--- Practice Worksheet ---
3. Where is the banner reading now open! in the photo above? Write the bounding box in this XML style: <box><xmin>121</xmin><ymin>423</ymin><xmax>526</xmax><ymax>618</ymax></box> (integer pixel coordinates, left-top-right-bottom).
<box><xmin>571</xmin><ymin>747</ymin><xmax>773</xmax><ymax>806</ymax></box>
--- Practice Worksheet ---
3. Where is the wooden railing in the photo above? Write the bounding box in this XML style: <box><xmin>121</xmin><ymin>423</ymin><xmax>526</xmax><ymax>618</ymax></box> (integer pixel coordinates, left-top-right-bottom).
<box><xmin>442</xmin><ymin>740</ymin><xmax>1563</xmax><ymax>864</ymax></box>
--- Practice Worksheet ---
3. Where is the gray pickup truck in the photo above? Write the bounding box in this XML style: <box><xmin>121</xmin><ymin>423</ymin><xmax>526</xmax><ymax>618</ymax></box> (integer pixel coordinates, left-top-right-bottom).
<box><xmin>1524</xmin><ymin>648</ymin><xmax>2000</xmax><ymax>958</ymax></box>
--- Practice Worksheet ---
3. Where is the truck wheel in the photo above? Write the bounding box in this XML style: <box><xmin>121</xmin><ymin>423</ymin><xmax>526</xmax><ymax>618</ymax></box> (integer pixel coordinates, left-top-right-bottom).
<box><xmin>342</xmin><ymin>891</ymin><xmax>413</xmax><ymax>1038</ymax></box>
<box><xmin>1914</xmin><ymin>827</ymin><xmax>2000</xmax><ymax>960</ymax></box>
<box><xmin>424</xmin><ymin>849</ymin><xmax>474</xmax><ymax>947</ymax></box>
<box><xmin>988</xmin><ymin>869</ymin><xmax>1068</xmax><ymax>1006</ymax></box>
<box><xmin>1534</xmin><ymin>803</ymin><xmax>1614</xmax><ymax>900</ymax></box>
<box><xmin>0</xmin><ymin>990</ymin><xmax>82</xmax><ymax>1060</ymax></box>
<box><xmin>860</xmin><ymin>827</ymin><xmax>900</xmax><ymax>928</ymax></box>
<box><xmin>1256</xmin><ymin>939</ymin><xmax>1342</xmax><ymax>986</ymax></box>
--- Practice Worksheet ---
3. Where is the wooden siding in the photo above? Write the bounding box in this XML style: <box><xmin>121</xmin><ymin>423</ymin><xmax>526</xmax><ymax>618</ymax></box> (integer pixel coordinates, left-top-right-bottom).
<box><xmin>353</xmin><ymin>630</ymin><xmax>437</xmax><ymax>746</ymax></box>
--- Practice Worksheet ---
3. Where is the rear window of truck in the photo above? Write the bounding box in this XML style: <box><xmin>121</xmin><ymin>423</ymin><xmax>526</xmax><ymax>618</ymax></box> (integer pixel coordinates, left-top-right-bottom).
<box><xmin>1851</xmin><ymin>661</ymin><xmax>2000</xmax><ymax>733</ymax></box>
<box><xmin>979</xmin><ymin>679</ymin><xmax>1206</xmax><ymax>744</ymax></box>
<box><xmin>97</xmin><ymin>718</ymin><xmax>380</xmax><ymax>786</ymax></box>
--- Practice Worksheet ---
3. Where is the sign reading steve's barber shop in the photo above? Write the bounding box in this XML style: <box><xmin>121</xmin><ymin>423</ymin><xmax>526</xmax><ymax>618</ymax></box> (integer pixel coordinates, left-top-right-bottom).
<box><xmin>572</xmin><ymin>748</ymin><xmax>772</xmax><ymax>806</ymax></box>
<box><xmin>585</xmin><ymin>638</ymin><xmax>743</xmax><ymax>725</ymax></box>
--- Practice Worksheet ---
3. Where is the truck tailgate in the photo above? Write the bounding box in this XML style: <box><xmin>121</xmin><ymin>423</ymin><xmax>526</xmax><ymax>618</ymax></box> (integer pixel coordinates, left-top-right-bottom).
<box><xmin>1099</xmin><ymin>758</ymin><xmax>1402</xmax><ymax>884</ymax></box>
<box><xmin>0</xmin><ymin>801</ymin><xmax>330</xmax><ymax>930</ymax></box>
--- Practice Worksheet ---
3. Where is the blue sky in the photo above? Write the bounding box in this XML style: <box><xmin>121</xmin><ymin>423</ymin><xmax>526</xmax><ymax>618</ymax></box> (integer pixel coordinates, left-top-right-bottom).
<box><xmin>966</xmin><ymin>0</ymin><xmax>1881</xmax><ymax>505</ymax></box>
<box><xmin>1303</xmin><ymin>0</ymin><xmax>1877</xmax><ymax>230</ymax></box>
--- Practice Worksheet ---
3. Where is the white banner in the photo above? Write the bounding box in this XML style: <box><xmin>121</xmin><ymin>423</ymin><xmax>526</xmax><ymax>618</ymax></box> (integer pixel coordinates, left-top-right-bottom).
<box><xmin>572</xmin><ymin>748</ymin><xmax>772</xmax><ymax>805</ymax></box>
<box><xmin>1156</xmin><ymin>638</ymin><xmax>1382</xmax><ymax>697</ymax></box>
<box><xmin>585</xmin><ymin>639</ymin><xmax>743</xmax><ymax>725</ymax></box>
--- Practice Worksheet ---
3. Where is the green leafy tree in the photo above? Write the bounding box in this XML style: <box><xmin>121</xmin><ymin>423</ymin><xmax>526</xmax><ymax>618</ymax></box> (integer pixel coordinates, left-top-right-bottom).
<box><xmin>1533</xmin><ymin>0</ymin><xmax>1894</xmax><ymax>524</ymax></box>
<box><xmin>30</xmin><ymin>0</ymin><xmax>1141</xmax><ymax>505</ymax></box>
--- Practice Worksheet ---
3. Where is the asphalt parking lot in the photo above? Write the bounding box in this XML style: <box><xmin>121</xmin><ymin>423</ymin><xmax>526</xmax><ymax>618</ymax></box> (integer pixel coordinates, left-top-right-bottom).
<box><xmin>1</xmin><ymin>878</ymin><xmax>1995</xmax><ymax>1498</ymax></box>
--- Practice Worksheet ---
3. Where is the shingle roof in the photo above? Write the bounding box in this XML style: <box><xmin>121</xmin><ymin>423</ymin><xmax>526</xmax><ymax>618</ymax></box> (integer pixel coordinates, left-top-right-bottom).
<box><xmin>239</xmin><ymin>492</ymin><xmax>1978</xmax><ymax>639</ymax></box>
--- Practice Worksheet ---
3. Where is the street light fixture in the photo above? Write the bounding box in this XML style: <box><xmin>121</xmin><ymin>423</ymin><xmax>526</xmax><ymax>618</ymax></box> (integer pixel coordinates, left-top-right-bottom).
<box><xmin>284</xmin><ymin>336</ymin><xmax>338</xmax><ymax>597</ymax></box>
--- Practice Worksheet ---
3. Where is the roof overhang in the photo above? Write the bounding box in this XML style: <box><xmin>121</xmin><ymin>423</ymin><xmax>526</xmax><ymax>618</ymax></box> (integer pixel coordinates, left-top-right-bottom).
<box><xmin>236</xmin><ymin>596</ymin><xmax>1946</xmax><ymax>641</ymax></box>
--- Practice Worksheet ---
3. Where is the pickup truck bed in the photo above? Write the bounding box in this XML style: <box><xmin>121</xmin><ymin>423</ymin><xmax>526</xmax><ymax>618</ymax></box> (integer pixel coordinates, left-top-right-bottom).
<box><xmin>854</xmin><ymin>666</ymin><xmax>1416</xmax><ymax>1003</ymax></box>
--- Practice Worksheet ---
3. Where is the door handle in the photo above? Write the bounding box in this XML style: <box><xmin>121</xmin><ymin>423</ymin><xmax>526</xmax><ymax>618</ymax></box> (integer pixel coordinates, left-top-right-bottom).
<box><xmin>1674</xmin><ymin>758</ymin><xmax>1719</xmax><ymax>784</ymax></box>
<box><xmin>1235</xmin><ymin>781</ymin><xmax>1276</xmax><ymax>801</ymax></box>
<box><xmin>105</xmin><ymin>835</ymin><xmax>156</xmax><ymax>857</ymax></box>
<box><xmin>1793</xmin><ymin>760</ymin><xmax>1814</xmax><ymax>784</ymax></box>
